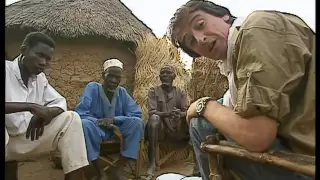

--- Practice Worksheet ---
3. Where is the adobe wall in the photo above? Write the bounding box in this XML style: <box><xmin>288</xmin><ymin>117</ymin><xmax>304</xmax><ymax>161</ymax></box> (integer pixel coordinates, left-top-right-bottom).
<box><xmin>6</xmin><ymin>36</ymin><xmax>136</xmax><ymax>109</ymax></box>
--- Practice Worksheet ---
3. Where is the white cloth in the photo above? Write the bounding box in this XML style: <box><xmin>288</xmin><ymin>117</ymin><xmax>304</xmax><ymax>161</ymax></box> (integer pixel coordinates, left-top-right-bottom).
<box><xmin>156</xmin><ymin>173</ymin><xmax>202</xmax><ymax>180</ymax></box>
<box><xmin>6</xmin><ymin>56</ymin><xmax>67</xmax><ymax>136</ymax></box>
<box><xmin>217</xmin><ymin>17</ymin><xmax>246</xmax><ymax>108</ymax></box>
<box><xmin>5</xmin><ymin>128</ymin><xmax>9</xmax><ymax>159</ymax></box>
<box><xmin>6</xmin><ymin>111</ymin><xmax>89</xmax><ymax>173</ymax></box>
<box><xmin>103</xmin><ymin>58</ymin><xmax>123</xmax><ymax>71</ymax></box>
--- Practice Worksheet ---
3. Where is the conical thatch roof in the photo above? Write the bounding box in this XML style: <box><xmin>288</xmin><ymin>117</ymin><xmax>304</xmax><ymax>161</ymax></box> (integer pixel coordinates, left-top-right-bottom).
<box><xmin>5</xmin><ymin>0</ymin><xmax>154</xmax><ymax>43</ymax></box>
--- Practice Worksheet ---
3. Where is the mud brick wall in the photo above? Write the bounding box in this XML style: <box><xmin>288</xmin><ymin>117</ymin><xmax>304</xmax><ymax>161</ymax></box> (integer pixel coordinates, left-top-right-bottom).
<box><xmin>6</xmin><ymin>36</ymin><xmax>136</xmax><ymax>109</ymax></box>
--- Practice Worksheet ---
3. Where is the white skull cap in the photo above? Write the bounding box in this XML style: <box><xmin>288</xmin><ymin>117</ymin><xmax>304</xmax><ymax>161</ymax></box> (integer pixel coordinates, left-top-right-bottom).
<box><xmin>103</xmin><ymin>58</ymin><xmax>123</xmax><ymax>71</ymax></box>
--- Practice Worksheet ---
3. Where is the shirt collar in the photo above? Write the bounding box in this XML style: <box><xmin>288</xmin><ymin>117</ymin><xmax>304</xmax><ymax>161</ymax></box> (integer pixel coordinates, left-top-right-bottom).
<box><xmin>217</xmin><ymin>17</ymin><xmax>246</xmax><ymax>76</ymax></box>
<box><xmin>12</xmin><ymin>55</ymin><xmax>37</xmax><ymax>82</ymax></box>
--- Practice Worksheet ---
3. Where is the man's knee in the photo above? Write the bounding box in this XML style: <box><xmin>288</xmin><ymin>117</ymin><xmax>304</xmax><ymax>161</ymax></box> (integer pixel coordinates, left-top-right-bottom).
<box><xmin>57</xmin><ymin>111</ymin><xmax>81</xmax><ymax>123</ymax></box>
<box><xmin>80</xmin><ymin>117</ymin><xmax>95</xmax><ymax>129</ymax></box>
<box><xmin>189</xmin><ymin>117</ymin><xmax>216</xmax><ymax>140</ymax></box>
<box><xmin>132</xmin><ymin>117</ymin><xmax>144</xmax><ymax>129</ymax></box>
<box><xmin>147</xmin><ymin>114</ymin><xmax>161</xmax><ymax>129</ymax></box>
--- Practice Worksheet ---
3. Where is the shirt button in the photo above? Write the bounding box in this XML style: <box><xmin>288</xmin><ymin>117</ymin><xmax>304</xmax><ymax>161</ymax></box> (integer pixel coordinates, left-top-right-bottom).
<box><xmin>246</xmin><ymin>72</ymin><xmax>251</xmax><ymax>77</ymax></box>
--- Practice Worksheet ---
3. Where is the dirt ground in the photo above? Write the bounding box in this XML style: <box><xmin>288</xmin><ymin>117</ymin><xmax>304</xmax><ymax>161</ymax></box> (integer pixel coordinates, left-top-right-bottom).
<box><xmin>18</xmin><ymin>155</ymin><xmax>194</xmax><ymax>180</ymax></box>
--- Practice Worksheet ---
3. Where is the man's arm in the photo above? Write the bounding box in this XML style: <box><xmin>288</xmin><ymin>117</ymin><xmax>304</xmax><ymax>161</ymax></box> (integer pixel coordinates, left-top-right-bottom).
<box><xmin>74</xmin><ymin>82</ymin><xmax>97</xmax><ymax>122</ymax></box>
<box><xmin>202</xmin><ymin>26</ymin><xmax>311</xmax><ymax>152</ymax></box>
<box><xmin>43</xmin><ymin>83</ymin><xmax>67</xmax><ymax>118</ymax></box>
<box><xmin>5</xmin><ymin>102</ymin><xmax>32</xmax><ymax>114</ymax></box>
<box><xmin>179</xmin><ymin>89</ymin><xmax>189</xmax><ymax>118</ymax></box>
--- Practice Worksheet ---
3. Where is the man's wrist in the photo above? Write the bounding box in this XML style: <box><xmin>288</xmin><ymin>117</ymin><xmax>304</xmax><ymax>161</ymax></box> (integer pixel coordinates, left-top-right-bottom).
<box><xmin>203</xmin><ymin>100</ymin><xmax>221</xmax><ymax>118</ymax></box>
<box><xmin>25</xmin><ymin>103</ymin><xmax>35</xmax><ymax>112</ymax></box>
<box><xmin>47</xmin><ymin>107</ymin><xmax>64</xmax><ymax>118</ymax></box>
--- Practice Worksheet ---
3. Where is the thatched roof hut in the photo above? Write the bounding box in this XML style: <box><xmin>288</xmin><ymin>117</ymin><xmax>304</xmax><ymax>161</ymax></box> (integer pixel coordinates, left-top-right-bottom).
<box><xmin>5</xmin><ymin>0</ymin><xmax>153</xmax><ymax>43</ymax></box>
<box><xmin>5</xmin><ymin>0</ymin><xmax>154</xmax><ymax>109</ymax></box>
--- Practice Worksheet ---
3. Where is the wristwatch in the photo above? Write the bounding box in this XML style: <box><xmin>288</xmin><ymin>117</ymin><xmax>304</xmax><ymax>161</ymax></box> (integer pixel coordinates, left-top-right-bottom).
<box><xmin>196</xmin><ymin>97</ymin><xmax>214</xmax><ymax>116</ymax></box>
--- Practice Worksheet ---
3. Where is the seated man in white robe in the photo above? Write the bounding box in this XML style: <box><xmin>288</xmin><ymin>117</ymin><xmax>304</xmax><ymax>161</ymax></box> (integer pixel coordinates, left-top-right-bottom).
<box><xmin>5</xmin><ymin>32</ymin><xmax>89</xmax><ymax>180</ymax></box>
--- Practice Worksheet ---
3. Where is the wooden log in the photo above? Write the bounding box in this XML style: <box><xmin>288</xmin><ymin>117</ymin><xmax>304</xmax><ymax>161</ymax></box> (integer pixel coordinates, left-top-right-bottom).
<box><xmin>201</xmin><ymin>143</ymin><xmax>315</xmax><ymax>177</ymax></box>
<box><xmin>205</xmin><ymin>135</ymin><xmax>222</xmax><ymax>180</ymax></box>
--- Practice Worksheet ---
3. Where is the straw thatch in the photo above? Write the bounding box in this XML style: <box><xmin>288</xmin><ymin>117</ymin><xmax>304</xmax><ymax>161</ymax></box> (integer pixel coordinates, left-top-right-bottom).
<box><xmin>189</xmin><ymin>57</ymin><xmax>228</xmax><ymax>102</ymax></box>
<box><xmin>133</xmin><ymin>35</ymin><xmax>192</xmax><ymax>165</ymax></box>
<box><xmin>5</xmin><ymin>0</ymin><xmax>153</xmax><ymax>43</ymax></box>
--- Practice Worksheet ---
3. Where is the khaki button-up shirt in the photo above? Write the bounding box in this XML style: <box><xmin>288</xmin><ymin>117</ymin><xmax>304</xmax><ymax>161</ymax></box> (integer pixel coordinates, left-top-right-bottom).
<box><xmin>232</xmin><ymin>11</ymin><xmax>315</xmax><ymax>155</ymax></box>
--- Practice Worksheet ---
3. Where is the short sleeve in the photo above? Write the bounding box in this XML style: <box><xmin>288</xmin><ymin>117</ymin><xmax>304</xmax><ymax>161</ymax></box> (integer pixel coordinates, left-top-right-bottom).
<box><xmin>234</xmin><ymin>27</ymin><xmax>311</xmax><ymax>122</ymax></box>
<box><xmin>43</xmin><ymin>82</ymin><xmax>67</xmax><ymax>111</ymax></box>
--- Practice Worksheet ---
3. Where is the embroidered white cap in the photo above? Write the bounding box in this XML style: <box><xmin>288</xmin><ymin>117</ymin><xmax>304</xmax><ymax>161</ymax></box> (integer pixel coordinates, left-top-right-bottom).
<box><xmin>103</xmin><ymin>58</ymin><xmax>123</xmax><ymax>71</ymax></box>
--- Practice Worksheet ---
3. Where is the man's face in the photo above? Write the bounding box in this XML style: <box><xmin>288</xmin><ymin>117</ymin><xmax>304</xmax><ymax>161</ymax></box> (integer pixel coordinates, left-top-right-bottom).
<box><xmin>103</xmin><ymin>67</ymin><xmax>122</xmax><ymax>92</ymax></box>
<box><xmin>176</xmin><ymin>10</ymin><xmax>231</xmax><ymax>60</ymax></box>
<box><xmin>21</xmin><ymin>42</ymin><xmax>54</xmax><ymax>75</ymax></box>
<box><xmin>159</xmin><ymin>67</ymin><xmax>175</xmax><ymax>85</ymax></box>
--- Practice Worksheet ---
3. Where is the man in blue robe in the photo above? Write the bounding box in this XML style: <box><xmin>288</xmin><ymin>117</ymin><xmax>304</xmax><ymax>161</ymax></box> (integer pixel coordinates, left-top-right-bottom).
<box><xmin>75</xmin><ymin>58</ymin><xmax>144</xmax><ymax>180</ymax></box>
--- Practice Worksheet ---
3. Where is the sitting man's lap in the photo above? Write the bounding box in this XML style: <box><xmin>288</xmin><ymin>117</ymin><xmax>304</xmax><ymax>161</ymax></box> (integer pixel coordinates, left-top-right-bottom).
<box><xmin>81</xmin><ymin>116</ymin><xmax>144</xmax><ymax>161</ymax></box>
<box><xmin>189</xmin><ymin>117</ymin><xmax>312</xmax><ymax>180</ymax></box>
<box><xmin>6</xmin><ymin>111</ymin><xmax>88</xmax><ymax>174</ymax></box>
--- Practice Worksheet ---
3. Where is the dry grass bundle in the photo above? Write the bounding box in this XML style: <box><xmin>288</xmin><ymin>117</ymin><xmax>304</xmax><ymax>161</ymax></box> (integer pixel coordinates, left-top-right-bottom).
<box><xmin>6</xmin><ymin>0</ymin><xmax>153</xmax><ymax>43</ymax></box>
<box><xmin>189</xmin><ymin>57</ymin><xmax>228</xmax><ymax>102</ymax></box>
<box><xmin>133</xmin><ymin>34</ymin><xmax>191</xmax><ymax>166</ymax></box>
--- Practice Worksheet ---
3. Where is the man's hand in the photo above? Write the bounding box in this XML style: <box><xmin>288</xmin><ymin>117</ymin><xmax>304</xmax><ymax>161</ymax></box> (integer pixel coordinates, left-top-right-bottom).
<box><xmin>161</xmin><ymin>111</ymin><xmax>174</xmax><ymax>117</ymax></box>
<box><xmin>186</xmin><ymin>97</ymin><xmax>211</xmax><ymax>125</ymax></box>
<box><xmin>172</xmin><ymin>108</ymin><xmax>181</xmax><ymax>119</ymax></box>
<box><xmin>28</xmin><ymin>104</ymin><xmax>52</xmax><ymax>121</ymax></box>
<box><xmin>186</xmin><ymin>101</ymin><xmax>198</xmax><ymax>125</ymax></box>
<box><xmin>26</xmin><ymin>116</ymin><xmax>46</xmax><ymax>141</ymax></box>
<box><xmin>109</xmin><ymin>124</ymin><xmax>124</xmax><ymax>151</ymax></box>
<box><xmin>96</xmin><ymin>117</ymin><xmax>115</xmax><ymax>128</ymax></box>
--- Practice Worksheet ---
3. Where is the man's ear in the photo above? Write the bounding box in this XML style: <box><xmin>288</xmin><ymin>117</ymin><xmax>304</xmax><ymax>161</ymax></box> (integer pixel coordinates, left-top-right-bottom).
<box><xmin>173</xmin><ymin>73</ymin><xmax>176</xmax><ymax>80</ymax></box>
<box><xmin>222</xmin><ymin>15</ymin><xmax>230</xmax><ymax>22</ymax></box>
<box><xmin>20</xmin><ymin>45</ymin><xmax>26</xmax><ymax>56</ymax></box>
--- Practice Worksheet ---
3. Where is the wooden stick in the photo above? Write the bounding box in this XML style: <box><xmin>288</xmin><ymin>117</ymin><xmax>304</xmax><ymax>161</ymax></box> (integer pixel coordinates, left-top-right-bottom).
<box><xmin>204</xmin><ymin>135</ymin><xmax>222</xmax><ymax>180</ymax></box>
<box><xmin>135</xmin><ymin>138</ymin><xmax>144</xmax><ymax>178</ymax></box>
<box><xmin>201</xmin><ymin>144</ymin><xmax>315</xmax><ymax>177</ymax></box>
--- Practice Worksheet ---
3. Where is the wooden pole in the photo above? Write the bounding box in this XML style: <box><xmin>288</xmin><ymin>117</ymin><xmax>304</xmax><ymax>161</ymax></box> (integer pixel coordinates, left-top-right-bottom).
<box><xmin>201</xmin><ymin>135</ymin><xmax>222</xmax><ymax>180</ymax></box>
<box><xmin>202</xmin><ymin>144</ymin><xmax>315</xmax><ymax>177</ymax></box>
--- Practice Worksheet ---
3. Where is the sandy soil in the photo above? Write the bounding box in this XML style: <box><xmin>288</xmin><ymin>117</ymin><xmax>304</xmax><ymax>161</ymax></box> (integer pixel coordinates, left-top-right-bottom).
<box><xmin>17</xmin><ymin>155</ymin><xmax>194</xmax><ymax>180</ymax></box>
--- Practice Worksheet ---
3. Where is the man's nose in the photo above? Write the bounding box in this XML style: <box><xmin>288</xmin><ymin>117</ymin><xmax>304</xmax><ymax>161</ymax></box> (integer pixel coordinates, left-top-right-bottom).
<box><xmin>38</xmin><ymin>58</ymin><xmax>47</xmax><ymax>67</ymax></box>
<box><xmin>110</xmin><ymin>77</ymin><xmax>117</xmax><ymax>83</ymax></box>
<box><xmin>194</xmin><ymin>32</ymin><xmax>207</xmax><ymax>45</ymax></box>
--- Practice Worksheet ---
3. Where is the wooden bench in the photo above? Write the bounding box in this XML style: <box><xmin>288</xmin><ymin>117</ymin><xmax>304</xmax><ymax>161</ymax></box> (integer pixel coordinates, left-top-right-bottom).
<box><xmin>88</xmin><ymin>138</ymin><xmax>145</xmax><ymax>180</ymax></box>
<box><xmin>51</xmin><ymin>138</ymin><xmax>144</xmax><ymax>180</ymax></box>
<box><xmin>200</xmin><ymin>135</ymin><xmax>315</xmax><ymax>180</ymax></box>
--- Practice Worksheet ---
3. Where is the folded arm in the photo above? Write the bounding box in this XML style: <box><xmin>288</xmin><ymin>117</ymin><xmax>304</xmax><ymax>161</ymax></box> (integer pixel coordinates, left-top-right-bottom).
<box><xmin>5</xmin><ymin>102</ymin><xmax>32</xmax><ymax>114</ymax></box>
<box><xmin>43</xmin><ymin>83</ymin><xmax>67</xmax><ymax>118</ymax></box>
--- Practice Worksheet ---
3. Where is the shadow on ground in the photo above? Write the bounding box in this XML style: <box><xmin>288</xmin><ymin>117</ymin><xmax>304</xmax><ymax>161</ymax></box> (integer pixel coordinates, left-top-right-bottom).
<box><xmin>18</xmin><ymin>155</ymin><xmax>194</xmax><ymax>180</ymax></box>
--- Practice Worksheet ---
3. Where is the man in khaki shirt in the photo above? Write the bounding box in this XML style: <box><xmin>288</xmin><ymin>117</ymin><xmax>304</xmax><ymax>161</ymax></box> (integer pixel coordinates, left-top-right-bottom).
<box><xmin>168</xmin><ymin>1</ymin><xmax>315</xmax><ymax>180</ymax></box>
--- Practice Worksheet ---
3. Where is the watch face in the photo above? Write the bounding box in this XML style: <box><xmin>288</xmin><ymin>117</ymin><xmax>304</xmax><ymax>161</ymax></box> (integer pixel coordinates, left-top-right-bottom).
<box><xmin>196</xmin><ymin>100</ymin><xmax>204</xmax><ymax>113</ymax></box>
